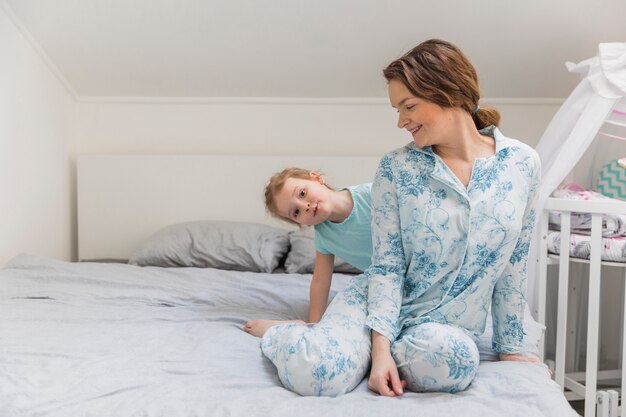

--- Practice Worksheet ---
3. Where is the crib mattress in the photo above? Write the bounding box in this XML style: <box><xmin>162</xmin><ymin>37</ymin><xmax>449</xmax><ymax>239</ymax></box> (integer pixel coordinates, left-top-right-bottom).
<box><xmin>547</xmin><ymin>230</ymin><xmax>626</xmax><ymax>263</ymax></box>
<box><xmin>0</xmin><ymin>255</ymin><xmax>576</xmax><ymax>417</ymax></box>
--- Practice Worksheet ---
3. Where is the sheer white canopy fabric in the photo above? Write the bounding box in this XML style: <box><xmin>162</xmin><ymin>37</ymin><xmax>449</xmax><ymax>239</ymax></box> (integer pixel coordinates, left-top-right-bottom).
<box><xmin>527</xmin><ymin>42</ymin><xmax>626</xmax><ymax>317</ymax></box>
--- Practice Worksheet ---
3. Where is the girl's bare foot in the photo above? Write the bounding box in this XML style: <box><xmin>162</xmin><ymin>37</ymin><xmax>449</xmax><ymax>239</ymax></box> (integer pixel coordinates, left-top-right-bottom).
<box><xmin>243</xmin><ymin>319</ymin><xmax>305</xmax><ymax>338</ymax></box>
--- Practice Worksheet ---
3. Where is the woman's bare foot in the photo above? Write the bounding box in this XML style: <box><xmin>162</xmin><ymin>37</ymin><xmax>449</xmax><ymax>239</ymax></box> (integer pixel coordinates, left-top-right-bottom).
<box><xmin>243</xmin><ymin>319</ymin><xmax>305</xmax><ymax>338</ymax></box>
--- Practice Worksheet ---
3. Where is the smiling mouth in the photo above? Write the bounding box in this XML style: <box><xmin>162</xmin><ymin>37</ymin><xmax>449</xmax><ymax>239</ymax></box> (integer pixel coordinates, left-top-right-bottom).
<box><xmin>313</xmin><ymin>204</ymin><xmax>318</xmax><ymax>216</ymax></box>
<box><xmin>409</xmin><ymin>125</ymin><xmax>422</xmax><ymax>134</ymax></box>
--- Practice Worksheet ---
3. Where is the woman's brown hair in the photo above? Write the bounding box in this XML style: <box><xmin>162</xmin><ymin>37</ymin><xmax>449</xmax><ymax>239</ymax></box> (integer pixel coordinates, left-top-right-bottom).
<box><xmin>383</xmin><ymin>39</ymin><xmax>500</xmax><ymax>129</ymax></box>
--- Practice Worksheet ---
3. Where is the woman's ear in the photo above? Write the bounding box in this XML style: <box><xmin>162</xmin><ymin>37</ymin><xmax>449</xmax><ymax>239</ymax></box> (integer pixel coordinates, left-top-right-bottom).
<box><xmin>309</xmin><ymin>171</ymin><xmax>324</xmax><ymax>185</ymax></box>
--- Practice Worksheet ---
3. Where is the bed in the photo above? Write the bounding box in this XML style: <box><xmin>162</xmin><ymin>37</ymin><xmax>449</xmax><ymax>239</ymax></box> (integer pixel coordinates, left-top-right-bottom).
<box><xmin>0</xmin><ymin>155</ymin><xmax>577</xmax><ymax>417</ymax></box>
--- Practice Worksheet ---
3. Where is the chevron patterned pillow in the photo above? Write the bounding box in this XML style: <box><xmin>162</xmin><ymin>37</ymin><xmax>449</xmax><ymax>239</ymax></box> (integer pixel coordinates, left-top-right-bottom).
<box><xmin>597</xmin><ymin>158</ymin><xmax>626</xmax><ymax>200</ymax></box>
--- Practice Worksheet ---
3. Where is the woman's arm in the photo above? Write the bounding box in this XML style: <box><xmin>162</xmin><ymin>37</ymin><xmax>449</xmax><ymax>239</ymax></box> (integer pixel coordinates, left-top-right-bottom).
<box><xmin>365</xmin><ymin>154</ymin><xmax>407</xmax><ymax>343</ymax></box>
<box><xmin>365</xmin><ymin>155</ymin><xmax>408</xmax><ymax>396</ymax></box>
<box><xmin>309</xmin><ymin>252</ymin><xmax>335</xmax><ymax>323</ymax></box>
<box><xmin>492</xmin><ymin>151</ymin><xmax>541</xmax><ymax>354</ymax></box>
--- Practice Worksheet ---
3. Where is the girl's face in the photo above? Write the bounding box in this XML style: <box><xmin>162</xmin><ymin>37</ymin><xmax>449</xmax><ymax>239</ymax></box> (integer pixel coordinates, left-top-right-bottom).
<box><xmin>274</xmin><ymin>174</ymin><xmax>333</xmax><ymax>226</ymax></box>
<box><xmin>388</xmin><ymin>79</ymin><xmax>453</xmax><ymax>148</ymax></box>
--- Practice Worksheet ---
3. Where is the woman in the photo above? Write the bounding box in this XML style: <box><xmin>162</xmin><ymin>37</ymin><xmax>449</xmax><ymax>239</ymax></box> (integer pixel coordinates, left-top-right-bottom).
<box><xmin>259</xmin><ymin>39</ymin><xmax>540</xmax><ymax>397</ymax></box>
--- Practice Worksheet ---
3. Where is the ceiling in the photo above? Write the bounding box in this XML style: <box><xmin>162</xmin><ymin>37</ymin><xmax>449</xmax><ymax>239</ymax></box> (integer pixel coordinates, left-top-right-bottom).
<box><xmin>5</xmin><ymin>0</ymin><xmax>626</xmax><ymax>99</ymax></box>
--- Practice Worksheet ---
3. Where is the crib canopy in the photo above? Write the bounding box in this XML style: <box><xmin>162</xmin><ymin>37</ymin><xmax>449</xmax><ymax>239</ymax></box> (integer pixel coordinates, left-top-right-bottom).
<box><xmin>528</xmin><ymin>41</ymin><xmax>626</xmax><ymax>317</ymax></box>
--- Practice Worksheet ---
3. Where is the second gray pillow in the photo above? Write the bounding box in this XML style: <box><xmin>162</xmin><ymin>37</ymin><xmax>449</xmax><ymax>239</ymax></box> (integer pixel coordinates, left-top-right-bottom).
<box><xmin>285</xmin><ymin>227</ymin><xmax>362</xmax><ymax>274</ymax></box>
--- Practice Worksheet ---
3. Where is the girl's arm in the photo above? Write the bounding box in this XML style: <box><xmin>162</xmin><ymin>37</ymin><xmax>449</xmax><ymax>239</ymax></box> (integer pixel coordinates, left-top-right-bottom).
<box><xmin>309</xmin><ymin>252</ymin><xmax>335</xmax><ymax>323</ymax></box>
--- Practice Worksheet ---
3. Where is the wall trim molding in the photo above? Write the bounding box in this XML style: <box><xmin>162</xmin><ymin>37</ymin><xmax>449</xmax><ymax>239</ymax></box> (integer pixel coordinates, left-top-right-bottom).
<box><xmin>0</xmin><ymin>0</ymin><xmax>79</xmax><ymax>100</ymax></box>
<box><xmin>1</xmin><ymin>0</ymin><xmax>564</xmax><ymax>108</ymax></box>
<box><xmin>77</xmin><ymin>96</ymin><xmax>564</xmax><ymax>106</ymax></box>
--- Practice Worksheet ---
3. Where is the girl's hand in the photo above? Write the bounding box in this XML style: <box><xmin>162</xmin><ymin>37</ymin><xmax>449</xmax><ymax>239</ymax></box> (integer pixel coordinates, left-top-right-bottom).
<box><xmin>499</xmin><ymin>353</ymin><xmax>539</xmax><ymax>363</ymax></box>
<box><xmin>368</xmin><ymin>332</ymin><xmax>406</xmax><ymax>397</ymax></box>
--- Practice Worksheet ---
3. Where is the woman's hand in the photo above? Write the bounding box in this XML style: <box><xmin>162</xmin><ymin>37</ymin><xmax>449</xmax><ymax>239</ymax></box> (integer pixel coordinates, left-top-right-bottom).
<box><xmin>368</xmin><ymin>331</ymin><xmax>406</xmax><ymax>397</ymax></box>
<box><xmin>499</xmin><ymin>353</ymin><xmax>539</xmax><ymax>363</ymax></box>
<box><xmin>499</xmin><ymin>352</ymin><xmax>552</xmax><ymax>376</ymax></box>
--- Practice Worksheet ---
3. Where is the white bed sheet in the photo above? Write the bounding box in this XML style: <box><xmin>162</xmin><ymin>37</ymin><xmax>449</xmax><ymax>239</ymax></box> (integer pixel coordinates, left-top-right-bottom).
<box><xmin>0</xmin><ymin>255</ymin><xmax>576</xmax><ymax>417</ymax></box>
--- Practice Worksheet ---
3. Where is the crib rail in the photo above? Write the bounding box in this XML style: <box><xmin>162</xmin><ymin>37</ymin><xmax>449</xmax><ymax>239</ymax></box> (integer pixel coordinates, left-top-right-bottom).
<box><xmin>544</xmin><ymin>197</ymin><xmax>626</xmax><ymax>215</ymax></box>
<box><xmin>538</xmin><ymin>197</ymin><xmax>626</xmax><ymax>417</ymax></box>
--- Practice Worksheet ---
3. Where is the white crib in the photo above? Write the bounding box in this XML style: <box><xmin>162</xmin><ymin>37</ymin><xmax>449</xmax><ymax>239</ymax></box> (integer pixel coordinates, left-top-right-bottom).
<box><xmin>538</xmin><ymin>197</ymin><xmax>626</xmax><ymax>417</ymax></box>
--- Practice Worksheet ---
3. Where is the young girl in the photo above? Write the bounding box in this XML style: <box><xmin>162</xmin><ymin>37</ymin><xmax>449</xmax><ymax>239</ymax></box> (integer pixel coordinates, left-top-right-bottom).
<box><xmin>243</xmin><ymin>167</ymin><xmax>372</xmax><ymax>337</ymax></box>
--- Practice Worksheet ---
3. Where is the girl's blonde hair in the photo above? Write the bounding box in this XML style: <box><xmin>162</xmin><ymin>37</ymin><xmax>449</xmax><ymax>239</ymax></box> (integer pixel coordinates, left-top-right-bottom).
<box><xmin>383</xmin><ymin>39</ymin><xmax>500</xmax><ymax>129</ymax></box>
<box><xmin>264</xmin><ymin>167</ymin><xmax>332</xmax><ymax>225</ymax></box>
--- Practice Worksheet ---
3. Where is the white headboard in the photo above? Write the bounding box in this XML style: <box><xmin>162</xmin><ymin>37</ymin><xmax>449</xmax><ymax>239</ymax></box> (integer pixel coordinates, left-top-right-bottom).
<box><xmin>77</xmin><ymin>154</ymin><xmax>381</xmax><ymax>260</ymax></box>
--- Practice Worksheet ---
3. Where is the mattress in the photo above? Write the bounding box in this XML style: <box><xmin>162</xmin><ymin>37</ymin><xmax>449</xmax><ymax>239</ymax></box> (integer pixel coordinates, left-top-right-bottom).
<box><xmin>0</xmin><ymin>255</ymin><xmax>576</xmax><ymax>417</ymax></box>
<box><xmin>547</xmin><ymin>230</ymin><xmax>626</xmax><ymax>262</ymax></box>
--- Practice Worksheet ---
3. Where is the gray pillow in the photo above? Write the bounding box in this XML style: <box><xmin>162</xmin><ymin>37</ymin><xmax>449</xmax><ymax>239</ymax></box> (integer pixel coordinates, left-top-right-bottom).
<box><xmin>285</xmin><ymin>227</ymin><xmax>362</xmax><ymax>274</ymax></box>
<box><xmin>129</xmin><ymin>221</ymin><xmax>290</xmax><ymax>273</ymax></box>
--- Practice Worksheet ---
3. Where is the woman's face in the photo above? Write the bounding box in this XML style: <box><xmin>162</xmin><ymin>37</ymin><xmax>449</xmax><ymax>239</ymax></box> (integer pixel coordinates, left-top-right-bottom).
<box><xmin>388</xmin><ymin>79</ymin><xmax>452</xmax><ymax>148</ymax></box>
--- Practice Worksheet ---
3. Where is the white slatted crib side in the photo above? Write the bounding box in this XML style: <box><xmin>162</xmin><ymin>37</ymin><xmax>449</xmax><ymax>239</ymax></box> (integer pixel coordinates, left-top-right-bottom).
<box><xmin>585</xmin><ymin>213</ymin><xmax>603</xmax><ymax>417</ymax></box>
<box><xmin>542</xmin><ymin>197</ymin><xmax>626</xmax><ymax>417</ymax></box>
<box><xmin>556</xmin><ymin>212</ymin><xmax>571</xmax><ymax>389</ymax></box>
<box><xmin>538</xmin><ymin>206</ymin><xmax>550</xmax><ymax>361</ymax></box>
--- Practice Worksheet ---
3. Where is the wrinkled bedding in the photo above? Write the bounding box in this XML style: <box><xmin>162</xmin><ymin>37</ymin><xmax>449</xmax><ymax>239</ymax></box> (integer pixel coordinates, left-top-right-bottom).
<box><xmin>0</xmin><ymin>255</ymin><xmax>576</xmax><ymax>417</ymax></box>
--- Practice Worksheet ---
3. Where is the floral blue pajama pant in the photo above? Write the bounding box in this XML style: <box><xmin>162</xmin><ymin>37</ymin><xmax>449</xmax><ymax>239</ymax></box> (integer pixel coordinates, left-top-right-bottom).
<box><xmin>261</xmin><ymin>277</ymin><xmax>480</xmax><ymax>396</ymax></box>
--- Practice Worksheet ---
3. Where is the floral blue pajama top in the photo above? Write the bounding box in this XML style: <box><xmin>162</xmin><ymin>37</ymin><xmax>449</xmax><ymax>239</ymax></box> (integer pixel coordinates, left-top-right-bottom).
<box><xmin>364</xmin><ymin>126</ymin><xmax>541</xmax><ymax>354</ymax></box>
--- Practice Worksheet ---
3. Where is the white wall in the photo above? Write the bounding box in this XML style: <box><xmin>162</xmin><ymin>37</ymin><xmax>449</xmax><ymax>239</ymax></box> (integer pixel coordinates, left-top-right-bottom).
<box><xmin>75</xmin><ymin>99</ymin><xmax>559</xmax><ymax>157</ymax></box>
<box><xmin>1</xmin><ymin>0</ymin><xmax>563</xmax><ymax>268</ymax></box>
<box><xmin>0</xmin><ymin>6</ymin><xmax>76</xmax><ymax>265</ymax></box>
